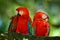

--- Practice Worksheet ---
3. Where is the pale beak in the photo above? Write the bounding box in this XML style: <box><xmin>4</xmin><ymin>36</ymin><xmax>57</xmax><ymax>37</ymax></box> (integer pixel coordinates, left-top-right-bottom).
<box><xmin>46</xmin><ymin>18</ymin><xmax>48</xmax><ymax>22</ymax></box>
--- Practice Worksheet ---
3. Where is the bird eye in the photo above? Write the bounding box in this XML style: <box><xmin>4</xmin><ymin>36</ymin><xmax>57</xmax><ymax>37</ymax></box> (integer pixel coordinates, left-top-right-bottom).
<box><xmin>42</xmin><ymin>14</ymin><xmax>47</xmax><ymax>19</ymax></box>
<box><xmin>19</xmin><ymin>11</ymin><xmax>24</xmax><ymax>15</ymax></box>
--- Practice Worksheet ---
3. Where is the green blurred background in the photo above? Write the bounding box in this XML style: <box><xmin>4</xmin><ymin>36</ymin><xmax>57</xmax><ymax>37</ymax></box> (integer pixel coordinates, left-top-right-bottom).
<box><xmin>0</xmin><ymin>0</ymin><xmax>60</xmax><ymax>37</ymax></box>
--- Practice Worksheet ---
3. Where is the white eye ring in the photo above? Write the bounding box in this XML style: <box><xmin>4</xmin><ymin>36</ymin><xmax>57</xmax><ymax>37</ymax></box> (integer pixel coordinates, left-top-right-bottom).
<box><xmin>19</xmin><ymin>11</ymin><xmax>24</xmax><ymax>15</ymax></box>
<box><xmin>42</xmin><ymin>14</ymin><xmax>47</xmax><ymax>19</ymax></box>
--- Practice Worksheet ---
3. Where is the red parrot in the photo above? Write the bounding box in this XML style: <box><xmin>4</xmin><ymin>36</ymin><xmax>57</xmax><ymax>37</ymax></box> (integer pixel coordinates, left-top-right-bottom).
<box><xmin>32</xmin><ymin>12</ymin><xmax>50</xmax><ymax>36</ymax></box>
<box><xmin>8</xmin><ymin>7</ymin><xmax>32</xmax><ymax>35</ymax></box>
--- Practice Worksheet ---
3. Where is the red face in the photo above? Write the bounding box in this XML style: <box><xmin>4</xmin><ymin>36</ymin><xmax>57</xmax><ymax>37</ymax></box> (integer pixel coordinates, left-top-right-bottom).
<box><xmin>42</xmin><ymin>14</ymin><xmax>48</xmax><ymax>21</ymax></box>
<box><xmin>18</xmin><ymin>10</ymin><xmax>24</xmax><ymax>16</ymax></box>
<box><xmin>16</xmin><ymin>7</ymin><xmax>29</xmax><ymax>16</ymax></box>
<box><xmin>34</xmin><ymin>12</ymin><xmax>49</xmax><ymax>21</ymax></box>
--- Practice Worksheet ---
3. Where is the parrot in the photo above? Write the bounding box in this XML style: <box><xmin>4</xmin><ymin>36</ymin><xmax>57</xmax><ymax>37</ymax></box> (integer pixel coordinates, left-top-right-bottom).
<box><xmin>32</xmin><ymin>12</ymin><xmax>50</xmax><ymax>36</ymax></box>
<box><xmin>8</xmin><ymin>7</ymin><xmax>32</xmax><ymax>40</ymax></box>
<box><xmin>15</xmin><ymin>7</ymin><xmax>32</xmax><ymax>35</ymax></box>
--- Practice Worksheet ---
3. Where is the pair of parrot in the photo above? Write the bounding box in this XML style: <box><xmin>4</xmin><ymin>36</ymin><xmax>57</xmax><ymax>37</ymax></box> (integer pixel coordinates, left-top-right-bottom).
<box><xmin>8</xmin><ymin>7</ymin><xmax>50</xmax><ymax>37</ymax></box>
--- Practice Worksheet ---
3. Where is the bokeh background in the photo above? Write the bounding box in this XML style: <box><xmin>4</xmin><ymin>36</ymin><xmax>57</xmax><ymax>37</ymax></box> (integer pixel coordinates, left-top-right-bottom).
<box><xmin>0</xmin><ymin>0</ymin><xmax>60</xmax><ymax>37</ymax></box>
